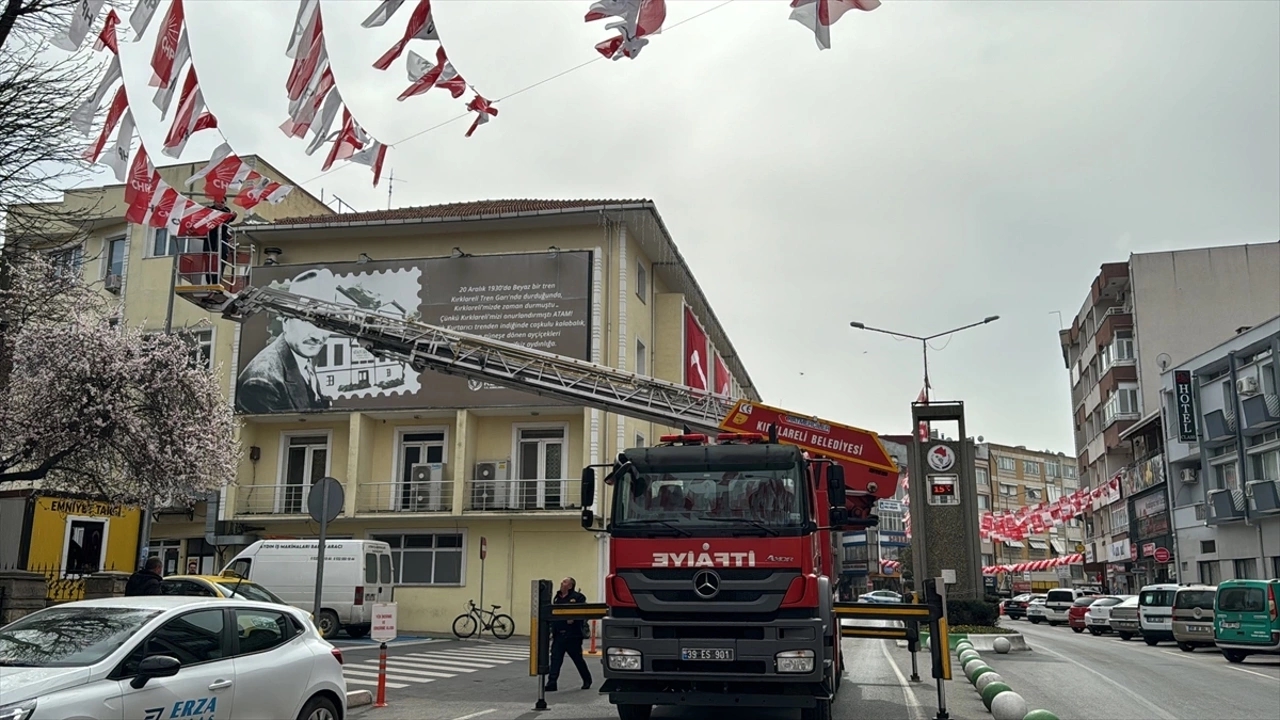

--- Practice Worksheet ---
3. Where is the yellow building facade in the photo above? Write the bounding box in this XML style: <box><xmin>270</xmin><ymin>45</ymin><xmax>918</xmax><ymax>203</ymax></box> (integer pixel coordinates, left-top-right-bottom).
<box><xmin>42</xmin><ymin>171</ymin><xmax>759</xmax><ymax>635</ymax></box>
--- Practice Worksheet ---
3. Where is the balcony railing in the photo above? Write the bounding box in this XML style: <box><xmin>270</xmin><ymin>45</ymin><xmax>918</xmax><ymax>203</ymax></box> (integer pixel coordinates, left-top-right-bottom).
<box><xmin>464</xmin><ymin>478</ymin><xmax>581</xmax><ymax>512</ymax></box>
<box><xmin>235</xmin><ymin>483</ymin><xmax>325</xmax><ymax>516</ymax></box>
<box><xmin>356</xmin><ymin>481</ymin><xmax>454</xmax><ymax>514</ymax></box>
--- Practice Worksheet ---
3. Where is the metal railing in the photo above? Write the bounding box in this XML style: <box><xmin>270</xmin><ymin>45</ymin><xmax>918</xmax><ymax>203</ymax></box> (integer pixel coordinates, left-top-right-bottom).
<box><xmin>233</xmin><ymin>483</ymin><xmax>322</xmax><ymax>516</ymax></box>
<box><xmin>355</xmin><ymin>481</ymin><xmax>454</xmax><ymax>514</ymax></box>
<box><xmin>465</xmin><ymin>478</ymin><xmax>580</xmax><ymax>512</ymax></box>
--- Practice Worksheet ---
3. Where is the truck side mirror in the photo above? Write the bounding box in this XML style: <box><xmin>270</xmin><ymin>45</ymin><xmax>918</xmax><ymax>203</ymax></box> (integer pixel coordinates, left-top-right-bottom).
<box><xmin>581</xmin><ymin>508</ymin><xmax>595</xmax><ymax>530</ymax></box>
<box><xmin>581</xmin><ymin>467</ymin><xmax>596</xmax><ymax>508</ymax></box>
<box><xmin>828</xmin><ymin>464</ymin><xmax>847</xmax><ymax>504</ymax></box>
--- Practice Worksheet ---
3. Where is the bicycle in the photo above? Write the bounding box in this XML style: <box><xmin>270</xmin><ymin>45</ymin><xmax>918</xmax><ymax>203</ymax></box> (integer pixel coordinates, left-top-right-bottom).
<box><xmin>452</xmin><ymin>599</ymin><xmax>515</xmax><ymax>640</ymax></box>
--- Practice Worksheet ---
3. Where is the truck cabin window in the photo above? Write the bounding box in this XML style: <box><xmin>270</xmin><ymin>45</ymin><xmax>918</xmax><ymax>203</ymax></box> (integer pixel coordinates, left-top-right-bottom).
<box><xmin>613</xmin><ymin>468</ymin><xmax>804</xmax><ymax>531</ymax></box>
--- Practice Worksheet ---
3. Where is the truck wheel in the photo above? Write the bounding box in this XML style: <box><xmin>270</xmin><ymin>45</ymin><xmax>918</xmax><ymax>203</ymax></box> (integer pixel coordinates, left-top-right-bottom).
<box><xmin>1088</xmin><ymin>627</ymin><xmax>1102</xmax><ymax>636</ymax></box>
<box><xmin>801</xmin><ymin>698</ymin><xmax>833</xmax><ymax>720</ymax></box>
<box><xmin>1072</xmin><ymin>627</ymin><xmax>1084</xmax><ymax>634</ymax></box>
<box><xmin>616</xmin><ymin>704</ymin><xmax>652</xmax><ymax>720</ymax></box>
<box><xmin>346</xmin><ymin>625</ymin><xmax>370</xmax><ymax>639</ymax></box>
<box><xmin>316</xmin><ymin>610</ymin><xmax>340</xmax><ymax>640</ymax></box>
<box><xmin>1223</xmin><ymin>650</ymin><xmax>1246</xmax><ymax>664</ymax></box>
<box><xmin>1178</xmin><ymin>642</ymin><xmax>1195</xmax><ymax>652</ymax></box>
<box><xmin>1144</xmin><ymin>636</ymin><xmax>1160</xmax><ymax>646</ymax></box>
<box><xmin>1117</xmin><ymin>632</ymin><xmax>1132</xmax><ymax>641</ymax></box>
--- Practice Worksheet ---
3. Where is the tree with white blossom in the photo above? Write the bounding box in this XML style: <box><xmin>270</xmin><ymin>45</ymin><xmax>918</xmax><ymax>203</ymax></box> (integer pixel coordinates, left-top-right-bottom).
<box><xmin>0</xmin><ymin>252</ymin><xmax>239</xmax><ymax>502</ymax></box>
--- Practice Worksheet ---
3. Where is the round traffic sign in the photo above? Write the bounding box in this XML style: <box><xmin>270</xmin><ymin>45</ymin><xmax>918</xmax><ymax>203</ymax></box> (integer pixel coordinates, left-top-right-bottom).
<box><xmin>307</xmin><ymin>477</ymin><xmax>345</xmax><ymax>524</ymax></box>
<box><xmin>1153</xmin><ymin>547</ymin><xmax>1171</xmax><ymax>563</ymax></box>
<box><xmin>480</xmin><ymin>536</ymin><xmax>488</xmax><ymax>561</ymax></box>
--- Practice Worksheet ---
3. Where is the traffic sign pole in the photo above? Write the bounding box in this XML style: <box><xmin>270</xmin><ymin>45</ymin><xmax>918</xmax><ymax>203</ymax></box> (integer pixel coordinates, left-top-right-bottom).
<box><xmin>479</xmin><ymin>537</ymin><xmax>487</xmax><ymax>626</ymax></box>
<box><xmin>375</xmin><ymin>642</ymin><xmax>388</xmax><ymax>708</ymax></box>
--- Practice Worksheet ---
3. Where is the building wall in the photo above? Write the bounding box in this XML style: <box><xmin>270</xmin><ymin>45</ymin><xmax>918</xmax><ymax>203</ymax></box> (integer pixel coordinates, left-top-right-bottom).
<box><xmin>25</xmin><ymin>497</ymin><xmax>142</xmax><ymax>575</ymax></box>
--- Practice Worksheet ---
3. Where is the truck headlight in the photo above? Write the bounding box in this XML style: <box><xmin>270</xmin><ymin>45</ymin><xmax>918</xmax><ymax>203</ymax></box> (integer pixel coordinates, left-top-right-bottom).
<box><xmin>606</xmin><ymin>647</ymin><xmax>642</xmax><ymax>671</ymax></box>
<box><xmin>775</xmin><ymin>649</ymin><xmax>815</xmax><ymax>674</ymax></box>
<box><xmin>0</xmin><ymin>700</ymin><xmax>37</xmax><ymax>720</ymax></box>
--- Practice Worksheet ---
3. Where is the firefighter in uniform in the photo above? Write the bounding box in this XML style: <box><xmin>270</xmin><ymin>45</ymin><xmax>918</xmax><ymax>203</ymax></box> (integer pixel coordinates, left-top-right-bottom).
<box><xmin>545</xmin><ymin>576</ymin><xmax>593</xmax><ymax>692</ymax></box>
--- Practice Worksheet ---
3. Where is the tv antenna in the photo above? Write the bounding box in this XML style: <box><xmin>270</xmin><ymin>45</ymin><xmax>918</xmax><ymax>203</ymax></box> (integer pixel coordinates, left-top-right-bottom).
<box><xmin>386</xmin><ymin>169</ymin><xmax>409</xmax><ymax>210</ymax></box>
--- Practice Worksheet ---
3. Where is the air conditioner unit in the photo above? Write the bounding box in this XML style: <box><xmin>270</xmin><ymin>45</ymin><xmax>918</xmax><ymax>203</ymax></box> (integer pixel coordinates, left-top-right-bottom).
<box><xmin>1236</xmin><ymin>376</ymin><xmax>1259</xmax><ymax>397</ymax></box>
<box><xmin>472</xmin><ymin>460</ymin><xmax>509</xmax><ymax>510</ymax></box>
<box><xmin>1180</xmin><ymin>468</ymin><xmax>1198</xmax><ymax>484</ymax></box>
<box><xmin>104</xmin><ymin>274</ymin><xmax>122</xmax><ymax>293</ymax></box>
<box><xmin>408</xmin><ymin>462</ymin><xmax>446</xmax><ymax>511</ymax></box>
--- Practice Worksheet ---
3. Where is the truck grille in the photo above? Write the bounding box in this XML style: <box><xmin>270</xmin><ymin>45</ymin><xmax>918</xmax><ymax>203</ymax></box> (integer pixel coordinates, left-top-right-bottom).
<box><xmin>618</xmin><ymin>568</ymin><xmax>801</xmax><ymax>614</ymax></box>
<box><xmin>652</xmin><ymin>659</ymin><xmax>768</xmax><ymax>674</ymax></box>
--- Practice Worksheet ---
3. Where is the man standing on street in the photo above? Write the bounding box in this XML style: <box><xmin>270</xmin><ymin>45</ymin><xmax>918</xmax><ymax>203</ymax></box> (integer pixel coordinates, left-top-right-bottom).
<box><xmin>545</xmin><ymin>576</ymin><xmax>593</xmax><ymax>692</ymax></box>
<box><xmin>125</xmin><ymin>557</ymin><xmax>164</xmax><ymax>596</ymax></box>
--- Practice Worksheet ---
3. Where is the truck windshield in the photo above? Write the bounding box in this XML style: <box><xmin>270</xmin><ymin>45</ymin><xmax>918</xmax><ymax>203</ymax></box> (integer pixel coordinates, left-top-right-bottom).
<box><xmin>612</xmin><ymin>467</ymin><xmax>805</xmax><ymax>535</ymax></box>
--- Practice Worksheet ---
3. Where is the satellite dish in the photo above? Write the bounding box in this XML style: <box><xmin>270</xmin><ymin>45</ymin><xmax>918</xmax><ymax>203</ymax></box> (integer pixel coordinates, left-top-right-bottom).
<box><xmin>1156</xmin><ymin>353</ymin><xmax>1172</xmax><ymax>371</ymax></box>
<box><xmin>977</xmin><ymin>435</ymin><xmax>985</xmax><ymax>442</ymax></box>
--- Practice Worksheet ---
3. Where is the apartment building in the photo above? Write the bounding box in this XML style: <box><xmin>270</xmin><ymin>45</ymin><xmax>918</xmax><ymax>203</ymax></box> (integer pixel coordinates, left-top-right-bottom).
<box><xmin>1160</xmin><ymin>315</ymin><xmax>1280</xmax><ymax>584</ymax></box>
<box><xmin>980</xmin><ymin>443</ymin><xmax>1085</xmax><ymax>594</ymax></box>
<box><xmin>1058</xmin><ymin>242</ymin><xmax>1280</xmax><ymax>593</ymax></box>
<box><xmin>10</xmin><ymin>164</ymin><xmax>760</xmax><ymax>634</ymax></box>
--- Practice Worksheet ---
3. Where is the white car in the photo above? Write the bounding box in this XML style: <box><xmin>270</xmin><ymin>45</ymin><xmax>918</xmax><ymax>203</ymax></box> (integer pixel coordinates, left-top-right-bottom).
<box><xmin>858</xmin><ymin>590</ymin><xmax>903</xmax><ymax>604</ymax></box>
<box><xmin>1026</xmin><ymin>597</ymin><xmax>1048</xmax><ymax>623</ymax></box>
<box><xmin>0</xmin><ymin>596</ymin><xmax>347</xmax><ymax>720</ymax></box>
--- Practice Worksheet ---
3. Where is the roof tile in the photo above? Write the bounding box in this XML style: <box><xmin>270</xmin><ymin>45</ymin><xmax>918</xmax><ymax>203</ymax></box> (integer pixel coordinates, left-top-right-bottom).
<box><xmin>272</xmin><ymin>198</ymin><xmax>652</xmax><ymax>226</ymax></box>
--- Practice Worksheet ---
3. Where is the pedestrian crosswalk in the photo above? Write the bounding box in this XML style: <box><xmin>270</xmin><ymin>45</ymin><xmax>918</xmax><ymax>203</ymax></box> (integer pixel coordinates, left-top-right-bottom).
<box><xmin>342</xmin><ymin>643</ymin><xmax>530</xmax><ymax>689</ymax></box>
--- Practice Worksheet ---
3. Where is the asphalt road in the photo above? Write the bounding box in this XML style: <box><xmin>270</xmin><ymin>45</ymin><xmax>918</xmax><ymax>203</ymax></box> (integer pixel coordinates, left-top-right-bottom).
<box><xmin>346</xmin><ymin>633</ymin><xmax>987</xmax><ymax>720</ymax></box>
<box><xmin>988</xmin><ymin>618</ymin><xmax>1280</xmax><ymax>720</ymax></box>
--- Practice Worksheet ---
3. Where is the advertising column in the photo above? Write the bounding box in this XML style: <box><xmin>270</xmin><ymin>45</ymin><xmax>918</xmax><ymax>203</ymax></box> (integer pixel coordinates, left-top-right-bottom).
<box><xmin>909</xmin><ymin>401</ymin><xmax>984</xmax><ymax>601</ymax></box>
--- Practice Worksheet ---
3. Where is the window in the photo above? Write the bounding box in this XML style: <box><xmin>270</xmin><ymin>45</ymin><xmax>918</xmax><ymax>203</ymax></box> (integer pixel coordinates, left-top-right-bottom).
<box><xmin>1200</xmin><ymin>540</ymin><xmax>1216</xmax><ymax>554</ymax></box>
<box><xmin>279</xmin><ymin>434</ymin><xmax>329</xmax><ymax>514</ymax></box>
<box><xmin>1104</xmin><ymin>384</ymin><xmax>1140</xmax><ymax>423</ymax></box>
<box><xmin>1025</xmin><ymin>487</ymin><xmax>1044</xmax><ymax>502</ymax></box>
<box><xmin>179</xmin><ymin>328</ymin><xmax>214</xmax><ymax>370</ymax></box>
<box><xmin>975</xmin><ymin>467</ymin><xmax>989</xmax><ymax>485</ymax></box>
<box><xmin>981</xmin><ymin>554</ymin><xmax>994</xmax><ymax>568</ymax></box>
<box><xmin>150</xmin><ymin>228</ymin><xmax>200</xmax><ymax>257</ymax></box>
<box><xmin>1232</xmin><ymin>558</ymin><xmax>1257</xmax><ymax>580</ymax></box>
<box><xmin>635</xmin><ymin>338</ymin><xmax>647</xmax><ymax>375</ymax></box>
<box><xmin>1046</xmin><ymin>460</ymin><xmax>1061</xmax><ymax>478</ymax></box>
<box><xmin>372</xmin><ymin>532</ymin><xmax>464</xmax><ymax>585</ymax></box>
<box><xmin>49</xmin><ymin>243</ymin><xmax>84</xmax><ymax>277</ymax></box>
<box><xmin>396</xmin><ymin>430</ymin><xmax>447</xmax><ymax>512</ymax></box>
<box><xmin>999</xmin><ymin>483</ymin><xmax>1017</xmax><ymax>497</ymax></box>
<box><xmin>1251</xmin><ymin>448</ymin><xmax>1280</xmax><ymax>482</ymax></box>
<box><xmin>634</xmin><ymin>433</ymin><xmax>645</xmax><ymax>450</ymax></box>
<box><xmin>123</xmin><ymin>609</ymin><xmax>225</xmax><ymax>675</ymax></box>
<box><xmin>233</xmin><ymin>609</ymin><xmax>294</xmax><ymax>655</ymax></box>
<box><xmin>514</xmin><ymin>425</ymin><xmax>569</xmax><ymax>509</ymax></box>
<box><xmin>1272</xmin><ymin>556</ymin><xmax>1280</xmax><ymax>579</ymax></box>
<box><xmin>997</xmin><ymin>456</ymin><xmax>1016</xmax><ymax>472</ymax></box>
<box><xmin>1113</xmin><ymin>331</ymin><xmax>1135</xmax><ymax>362</ymax></box>
<box><xmin>1263</xmin><ymin>364</ymin><xmax>1277</xmax><ymax>396</ymax></box>
<box><xmin>1212</xmin><ymin>461</ymin><xmax>1239</xmax><ymax>491</ymax></box>
<box><xmin>1109</xmin><ymin>505</ymin><xmax>1129</xmax><ymax>531</ymax></box>
<box><xmin>1197</xmin><ymin>560</ymin><xmax>1221</xmax><ymax>585</ymax></box>
<box><xmin>635</xmin><ymin>261</ymin><xmax>648</xmax><ymax>304</ymax></box>
<box><xmin>62</xmin><ymin>518</ymin><xmax>107</xmax><ymax>576</ymax></box>
<box><xmin>977</xmin><ymin>494</ymin><xmax>990</xmax><ymax>510</ymax></box>
<box><xmin>104</xmin><ymin>236</ymin><xmax>126</xmax><ymax>279</ymax></box>
<box><xmin>1064</xmin><ymin>465</ymin><xmax>1077</xmax><ymax>480</ymax></box>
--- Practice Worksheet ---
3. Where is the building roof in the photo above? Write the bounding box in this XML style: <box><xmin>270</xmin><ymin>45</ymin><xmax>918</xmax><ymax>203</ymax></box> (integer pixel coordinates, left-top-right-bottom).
<box><xmin>272</xmin><ymin>199</ymin><xmax>648</xmax><ymax>226</ymax></box>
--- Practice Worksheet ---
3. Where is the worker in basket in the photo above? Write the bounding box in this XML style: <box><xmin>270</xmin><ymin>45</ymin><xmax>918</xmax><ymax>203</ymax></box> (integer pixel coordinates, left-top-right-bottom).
<box><xmin>204</xmin><ymin>201</ymin><xmax>238</xmax><ymax>285</ymax></box>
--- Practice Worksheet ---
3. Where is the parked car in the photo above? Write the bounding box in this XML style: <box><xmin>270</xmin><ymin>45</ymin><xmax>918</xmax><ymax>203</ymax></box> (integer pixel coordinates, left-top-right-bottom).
<box><xmin>161</xmin><ymin>574</ymin><xmax>291</xmax><ymax>605</ymax></box>
<box><xmin>1044</xmin><ymin>587</ymin><xmax>1087</xmax><ymax>626</ymax></box>
<box><xmin>0</xmin><ymin>596</ymin><xmax>346</xmax><ymax>720</ymax></box>
<box><xmin>1172</xmin><ymin>585</ymin><xmax>1217</xmax><ymax>652</ymax></box>
<box><xmin>1085</xmin><ymin>595</ymin><xmax>1131</xmax><ymax>635</ymax></box>
<box><xmin>858</xmin><ymin>590</ymin><xmax>903</xmax><ymax>604</ymax></box>
<box><xmin>1068</xmin><ymin>595</ymin><xmax>1102</xmax><ymax>633</ymax></box>
<box><xmin>1214</xmin><ymin>578</ymin><xmax>1280</xmax><ymax>663</ymax></box>
<box><xmin>1138</xmin><ymin>583</ymin><xmax>1180</xmax><ymax>645</ymax></box>
<box><xmin>1003</xmin><ymin>593</ymin><xmax>1034</xmax><ymax>620</ymax></box>
<box><xmin>1109</xmin><ymin>595</ymin><xmax>1142</xmax><ymax>640</ymax></box>
<box><xmin>1027</xmin><ymin>596</ymin><xmax>1048</xmax><ymax>623</ymax></box>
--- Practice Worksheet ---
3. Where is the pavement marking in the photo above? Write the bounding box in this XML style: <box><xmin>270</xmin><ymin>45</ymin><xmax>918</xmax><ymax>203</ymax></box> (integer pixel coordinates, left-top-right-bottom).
<box><xmin>449</xmin><ymin>711</ymin><xmax>496</xmax><ymax>720</ymax></box>
<box><xmin>343</xmin><ymin>644</ymin><xmax>531</xmax><ymax>690</ymax></box>
<box><xmin>879</xmin><ymin>640</ymin><xmax>926</xmax><ymax>720</ymax></box>
<box><xmin>1029</xmin><ymin>643</ymin><xmax>1180</xmax><ymax>720</ymax></box>
<box><xmin>1229</xmin><ymin>666</ymin><xmax>1278</xmax><ymax>681</ymax></box>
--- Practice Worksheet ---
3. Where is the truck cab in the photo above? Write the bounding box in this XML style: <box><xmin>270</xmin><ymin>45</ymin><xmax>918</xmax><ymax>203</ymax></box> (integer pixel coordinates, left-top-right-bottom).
<box><xmin>581</xmin><ymin>432</ymin><xmax>848</xmax><ymax>720</ymax></box>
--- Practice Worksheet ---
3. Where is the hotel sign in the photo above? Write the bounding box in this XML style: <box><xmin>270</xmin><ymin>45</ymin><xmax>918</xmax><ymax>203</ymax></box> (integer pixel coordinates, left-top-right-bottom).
<box><xmin>1173</xmin><ymin>370</ymin><xmax>1198</xmax><ymax>442</ymax></box>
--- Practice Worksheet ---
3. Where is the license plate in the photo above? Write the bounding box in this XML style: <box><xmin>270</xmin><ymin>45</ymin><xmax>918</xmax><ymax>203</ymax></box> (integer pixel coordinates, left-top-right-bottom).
<box><xmin>682</xmin><ymin>647</ymin><xmax>734</xmax><ymax>661</ymax></box>
<box><xmin>1221</xmin><ymin>621</ymin><xmax>1240</xmax><ymax>629</ymax></box>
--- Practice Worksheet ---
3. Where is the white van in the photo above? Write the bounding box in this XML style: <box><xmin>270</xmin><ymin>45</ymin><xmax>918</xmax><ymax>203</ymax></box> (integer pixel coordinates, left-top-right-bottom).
<box><xmin>222</xmin><ymin>539</ymin><xmax>395</xmax><ymax>639</ymax></box>
<box><xmin>1137</xmin><ymin>582</ymin><xmax>1180</xmax><ymax>645</ymax></box>
<box><xmin>1042</xmin><ymin>587</ymin><xmax>1085</xmax><ymax>626</ymax></box>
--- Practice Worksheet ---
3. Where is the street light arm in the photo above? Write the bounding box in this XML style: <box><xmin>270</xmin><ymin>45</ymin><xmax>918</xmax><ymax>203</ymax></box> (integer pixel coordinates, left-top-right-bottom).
<box><xmin>848</xmin><ymin>322</ymin><xmax>924</xmax><ymax>342</ymax></box>
<box><xmin>923</xmin><ymin>315</ymin><xmax>1001</xmax><ymax>341</ymax></box>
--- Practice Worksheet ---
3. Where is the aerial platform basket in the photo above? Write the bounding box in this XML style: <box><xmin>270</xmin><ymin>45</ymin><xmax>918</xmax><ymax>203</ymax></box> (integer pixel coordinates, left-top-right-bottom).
<box><xmin>173</xmin><ymin>239</ymin><xmax>254</xmax><ymax>313</ymax></box>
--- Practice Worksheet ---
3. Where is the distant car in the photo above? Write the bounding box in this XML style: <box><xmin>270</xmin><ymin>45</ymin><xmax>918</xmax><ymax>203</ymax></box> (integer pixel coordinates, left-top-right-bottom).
<box><xmin>0</xmin><ymin>596</ymin><xmax>347</xmax><ymax>720</ymax></box>
<box><xmin>1068</xmin><ymin>596</ymin><xmax>1102</xmax><ymax>633</ymax></box>
<box><xmin>1003</xmin><ymin>593</ymin><xmax>1034</xmax><ymax>620</ymax></box>
<box><xmin>161</xmin><ymin>574</ymin><xmax>290</xmax><ymax>605</ymax></box>
<box><xmin>1026</xmin><ymin>596</ymin><xmax>1048</xmax><ymax>623</ymax></box>
<box><xmin>1214</xmin><ymin>578</ymin><xmax>1280</xmax><ymax>663</ymax></box>
<box><xmin>1085</xmin><ymin>595</ymin><xmax>1131</xmax><ymax>635</ymax></box>
<box><xmin>1109</xmin><ymin>595</ymin><xmax>1142</xmax><ymax>641</ymax></box>
<box><xmin>858</xmin><ymin>590</ymin><xmax>903</xmax><ymax>604</ymax></box>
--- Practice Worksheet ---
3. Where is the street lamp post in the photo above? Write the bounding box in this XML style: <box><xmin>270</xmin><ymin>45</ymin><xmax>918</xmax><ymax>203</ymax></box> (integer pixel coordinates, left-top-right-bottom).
<box><xmin>848</xmin><ymin>316</ymin><xmax>1000</xmax><ymax>400</ymax></box>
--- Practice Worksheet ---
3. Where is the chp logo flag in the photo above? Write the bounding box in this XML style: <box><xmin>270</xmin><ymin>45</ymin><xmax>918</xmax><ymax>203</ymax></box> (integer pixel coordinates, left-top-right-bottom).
<box><xmin>684</xmin><ymin>306</ymin><xmax>709</xmax><ymax>391</ymax></box>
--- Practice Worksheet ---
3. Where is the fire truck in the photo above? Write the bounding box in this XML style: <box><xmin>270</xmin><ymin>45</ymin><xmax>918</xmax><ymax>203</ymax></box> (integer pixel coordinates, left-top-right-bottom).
<box><xmin>174</xmin><ymin>243</ymin><xmax>901</xmax><ymax>720</ymax></box>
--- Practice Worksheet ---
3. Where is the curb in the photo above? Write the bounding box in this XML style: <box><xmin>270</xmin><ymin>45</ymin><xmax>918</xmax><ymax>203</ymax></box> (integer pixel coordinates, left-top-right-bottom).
<box><xmin>347</xmin><ymin>690</ymin><xmax>373</xmax><ymax>708</ymax></box>
<box><xmin>952</xmin><ymin>638</ymin><xmax>1060</xmax><ymax>720</ymax></box>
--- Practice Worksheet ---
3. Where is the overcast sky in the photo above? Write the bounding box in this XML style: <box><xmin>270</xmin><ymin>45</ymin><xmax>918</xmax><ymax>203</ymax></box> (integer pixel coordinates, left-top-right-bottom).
<box><xmin>97</xmin><ymin>0</ymin><xmax>1279</xmax><ymax>453</ymax></box>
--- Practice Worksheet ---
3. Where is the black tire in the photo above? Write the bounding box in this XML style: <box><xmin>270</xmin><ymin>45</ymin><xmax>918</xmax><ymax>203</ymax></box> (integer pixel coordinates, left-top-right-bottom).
<box><xmin>1030</xmin><ymin>618</ymin><xmax>1042</xmax><ymax>625</ymax></box>
<box><xmin>345</xmin><ymin>625</ymin><xmax>369</xmax><ymax>639</ymax></box>
<box><xmin>453</xmin><ymin>612</ymin><xmax>478</xmax><ymax>639</ymax></box>
<box><xmin>1144</xmin><ymin>637</ymin><xmax>1160</xmax><ymax>646</ymax></box>
<box><xmin>1223</xmin><ymin>649</ymin><xmax>1246</xmax><ymax>664</ymax></box>
<box><xmin>316</xmin><ymin>610</ymin><xmax>340</xmax><ymax>640</ymax></box>
<box><xmin>801</xmin><ymin>698</ymin><xmax>833</xmax><ymax>720</ymax></box>
<box><xmin>1072</xmin><ymin>627</ymin><xmax>1084</xmax><ymax>634</ymax></box>
<box><xmin>1089</xmin><ymin>627</ymin><xmax>1102</xmax><ymax>636</ymax></box>
<box><xmin>1178</xmin><ymin>642</ymin><xmax>1195</xmax><ymax>652</ymax></box>
<box><xmin>297</xmin><ymin>693</ymin><xmax>340</xmax><ymax>720</ymax></box>
<box><xmin>490</xmin><ymin>613</ymin><xmax>516</xmax><ymax>639</ymax></box>
<box><xmin>617</xmin><ymin>704</ymin><xmax>652</xmax><ymax>720</ymax></box>
<box><xmin>1118</xmin><ymin>632</ymin><xmax>1132</xmax><ymax>641</ymax></box>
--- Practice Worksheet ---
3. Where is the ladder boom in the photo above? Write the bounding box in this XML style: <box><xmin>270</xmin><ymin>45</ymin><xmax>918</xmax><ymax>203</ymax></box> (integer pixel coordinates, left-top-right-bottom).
<box><xmin>224</xmin><ymin>286</ymin><xmax>736</xmax><ymax>432</ymax></box>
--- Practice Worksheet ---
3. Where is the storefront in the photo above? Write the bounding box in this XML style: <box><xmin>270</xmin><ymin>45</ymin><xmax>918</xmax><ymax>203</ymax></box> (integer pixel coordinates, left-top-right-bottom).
<box><xmin>1105</xmin><ymin>538</ymin><xmax>1134</xmax><ymax>594</ymax></box>
<box><xmin>1129</xmin><ymin>486</ymin><xmax>1175</xmax><ymax>585</ymax></box>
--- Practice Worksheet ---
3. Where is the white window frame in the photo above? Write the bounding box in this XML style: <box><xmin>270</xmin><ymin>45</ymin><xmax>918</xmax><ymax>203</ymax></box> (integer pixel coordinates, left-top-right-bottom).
<box><xmin>366</xmin><ymin>528</ymin><xmax>467</xmax><ymax>587</ymax></box>
<box><xmin>635</xmin><ymin>260</ymin><xmax>648</xmax><ymax>304</ymax></box>
<box><xmin>511</xmin><ymin>422</ymin><xmax>570</xmax><ymax>510</ymax></box>
<box><xmin>635</xmin><ymin>338</ymin><xmax>647</xmax><ymax>375</ymax></box>
<box><xmin>276</xmin><ymin>430</ymin><xmax>333</xmax><ymax>514</ymax></box>
<box><xmin>997</xmin><ymin>456</ymin><xmax>1016</xmax><ymax>472</ymax></box>
<box><xmin>977</xmin><ymin>494</ymin><xmax>990</xmax><ymax>510</ymax></box>
<box><xmin>102</xmin><ymin>234</ymin><xmax>127</xmax><ymax>280</ymax></box>
<box><xmin>1023</xmin><ymin>460</ymin><xmax>1041</xmax><ymax>476</ymax></box>
<box><xmin>1109</xmin><ymin>504</ymin><xmax>1129</xmax><ymax>530</ymax></box>
<box><xmin>60</xmin><ymin>515</ymin><xmax>110</xmax><ymax>578</ymax></box>
<box><xmin>392</xmin><ymin>425</ymin><xmax>451</xmax><ymax>512</ymax></box>
<box><xmin>47</xmin><ymin>242</ymin><xmax>85</xmax><ymax>278</ymax></box>
<box><xmin>976</xmin><ymin>467</ymin><xmax>989</xmax><ymax>485</ymax></box>
<box><xmin>999</xmin><ymin>482</ymin><xmax>1017</xmax><ymax>497</ymax></box>
<box><xmin>1113</xmin><ymin>331</ymin><xmax>1135</xmax><ymax>362</ymax></box>
<box><xmin>178</xmin><ymin>327</ymin><xmax>216</xmax><ymax>370</ymax></box>
<box><xmin>634</xmin><ymin>432</ymin><xmax>646</xmax><ymax>450</ymax></box>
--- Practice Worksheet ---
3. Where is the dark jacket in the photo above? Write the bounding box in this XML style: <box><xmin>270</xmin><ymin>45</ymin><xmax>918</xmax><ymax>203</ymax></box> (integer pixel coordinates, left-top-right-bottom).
<box><xmin>125</xmin><ymin>569</ymin><xmax>163</xmax><ymax>596</ymax></box>
<box><xmin>235</xmin><ymin>336</ymin><xmax>332</xmax><ymax>414</ymax></box>
<box><xmin>552</xmin><ymin>589</ymin><xmax>588</xmax><ymax>638</ymax></box>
